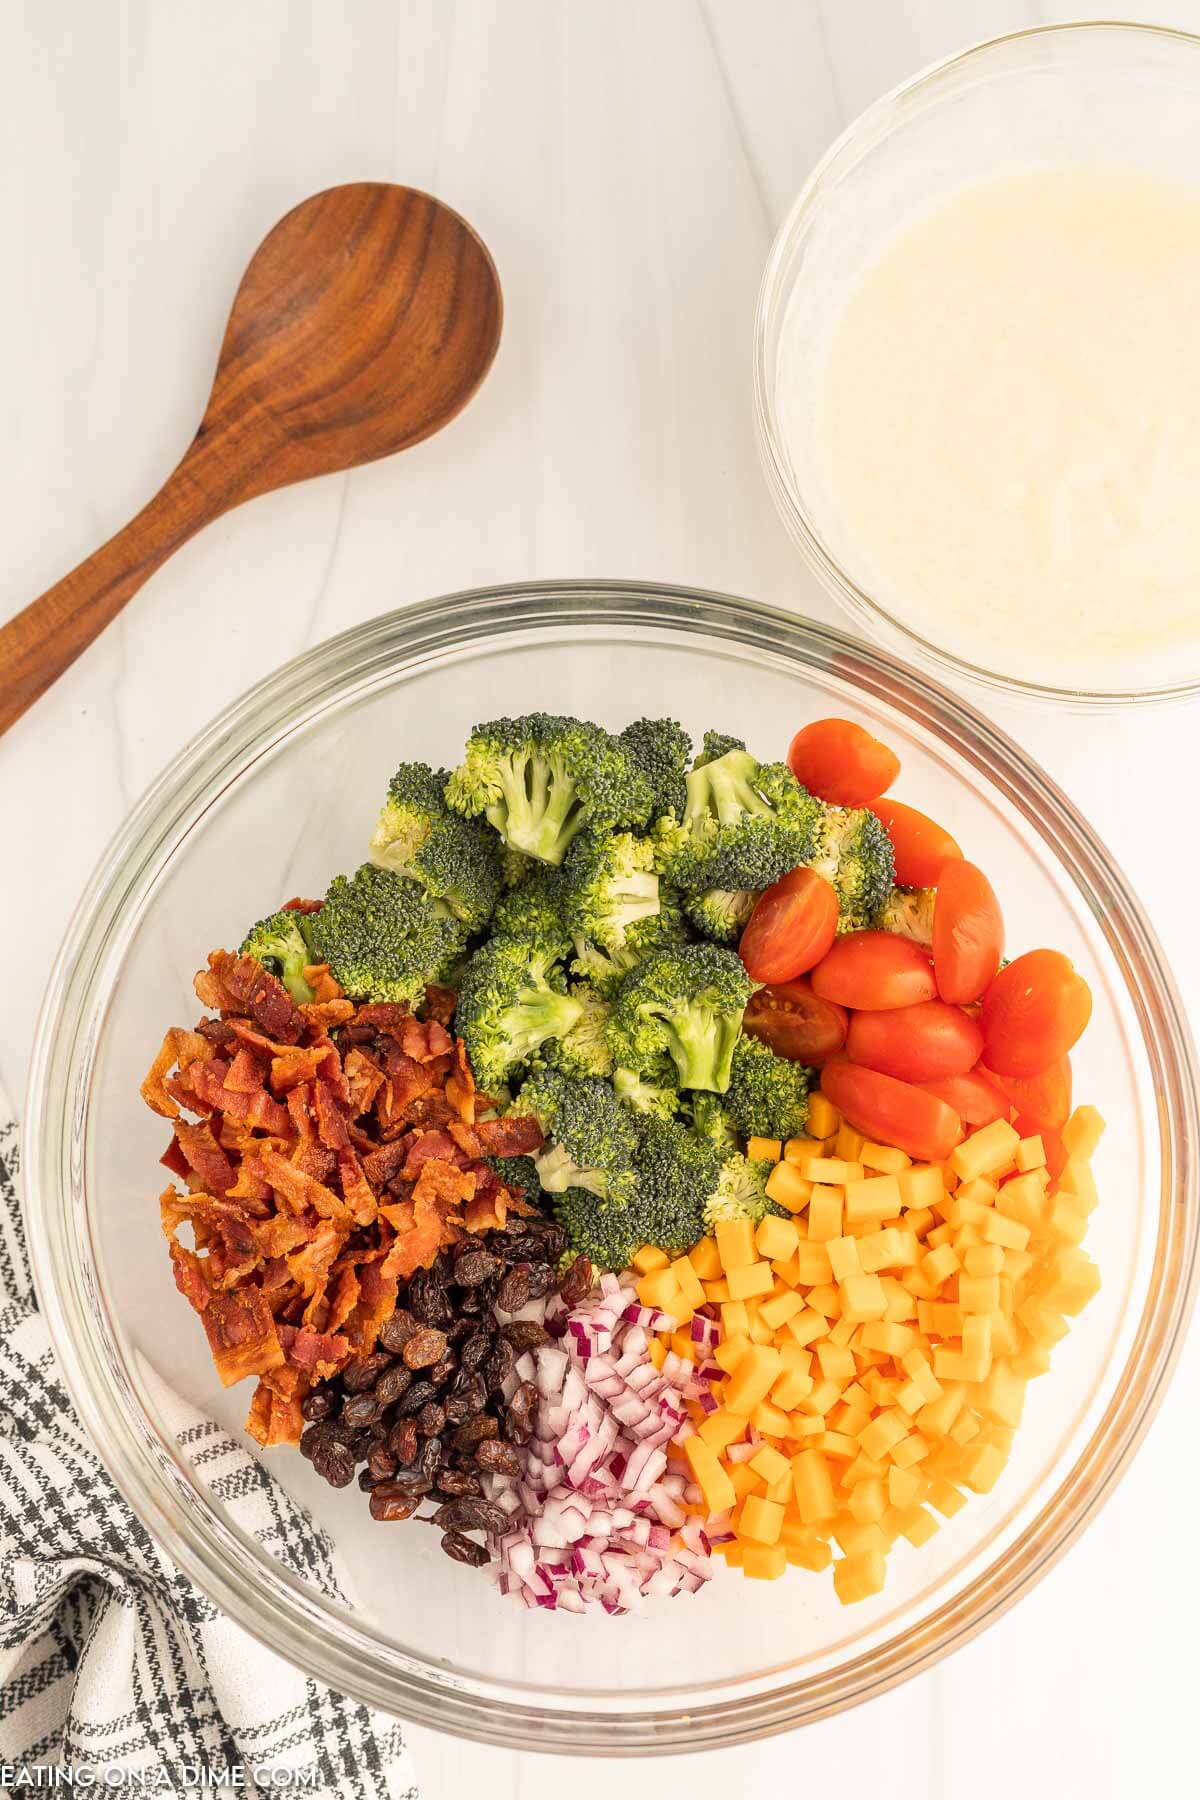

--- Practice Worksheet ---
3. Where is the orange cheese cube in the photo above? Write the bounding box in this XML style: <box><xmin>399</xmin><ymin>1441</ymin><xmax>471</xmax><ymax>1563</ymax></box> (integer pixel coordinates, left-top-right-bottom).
<box><xmin>752</xmin><ymin>1400</ymin><xmax>792</xmax><ymax>1437</ymax></box>
<box><xmin>897</xmin><ymin>1165</ymin><xmax>945</xmax><ymax>1210</ymax></box>
<box><xmin>740</xmin><ymin>1494</ymin><xmax>785</xmax><ymax>1545</ymax></box>
<box><xmin>726</xmin><ymin>1261</ymin><xmax>774</xmax><ymax>1301</ymax></box>
<box><xmin>951</xmin><ymin>1119</ymin><xmax>1020</xmax><ymax>1184</ymax></box>
<box><xmin>784</xmin><ymin>1134</ymin><xmax>825</xmax><ymax>1164</ymax></box>
<box><xmin>794</xmin><ymin>1242</ymin><xmax>836</xmax><ymax>1286</ymax></box>
<box><xmin>981</xmin><ymin>1210</ymin><xmax>1030</xmax><ymax>1251</ymax></box>
<box><xmin>703</xmin><ymin>1279</ymin><xmax>732</xmax><ymax>1304</ymax></box>
<box><xmin>791</xmin><ymin>1450</ymin><xmax>838</xmax><ymax>1523</ymax></box>
<box><xmin>806</xmin><ymin>1186</ymin><xmax>844</xmax><ymax>1242</ymax></box>
<box><xmin>764</xmin><ymin>1161</ymin><xmax>811</xmax><ymax>1213</ymax></box>
<box><xmin>785</xmin><ymin>1307</ymin><xmax>829</xmax><ymax>1348</ymax></box>
<box><xmin>715</xmin><ymin>1217</ymin><xmax>757</xmax><ymax>1271</ymax></box>
<box><xmin>742</xmin><ymin>1542</ymin><xmax>788</xmax><ymax>1580</ymax></box>
<box><xmin>1016</xmin><ymin>1135</ymin><xmax>1046</xmax><ymax>1173</ymax></box>
<box><xmin>1062</xmin><ymin>1105</ymin><xmax>1105</xmax><ymax>1160</ymax></box>
<box><xmin>683</xmin><ymin>1435</ymin><xmax>736</xmax><ymax>1513</ymax></box>
<box><xmin>747</xmin><ymin>1135</ymin><xmax>782</xmax><ymax>1164</ymax></box>
<box><xmin>771</xmin><ymin>1367</ymin><xmax>814</xmax><ymax>1410</ymax></box>
<box><xmin>827</xmin><ymin>1236</ymin><xmax>862</xmax><ymax>1281</ymax></box>
<box><xmin>725</xmin><ymin>1344</ymin><xmax>784</xmax><ymax>1414</ymax></box>
<box><xmin>632</xmin><ymin>1245</ymin><xmax>670</xmax><ymax>1275</ymax></box>
<box><xmin>636</xmin><ymin>1269</ymin><xmax>678</xmax><ymax>1309</ymax></box>
<box><xmin>688</xmin><ymin>1235</ymin><xmax>723</xmax><ymax>1280</ymax></box>
<box><xmin>861</xmin><ymin>1141</ymin><xmax>911</xmax><ymax>1174</ymax></box>
<box><xmin>713</xmin><ymin>1333</ymin><xmax>751</xmax><ymax>1374</ymax></box>
<box><xmin>756</xmin><ymin>1215</ymin><xmax>800</xmax><ymax>1262</ymax></box>
<box><xmin>807</xmin><ymin>1094</ymin><xmax>840</xmax><ymax>1138</ymax></box>
<box><xmin>833</xmin><ymin>1550</ymin><xmax>886</xmax><ymax>1604</ymax></box>
<box><xmin>803</xmin><ymin>1156</ymin><xmax>865</xmax><ymax>1185</ymax></box>
<box><xmin>839</xmin><ymin>1272</ymin><xmax>888</xmax><ymax>1323</ymax></box>
<box><xmin>670</xmin><ymin>1256</ymin><xmax>705</xmax><ymax>1309</ymax></box>
<box><xmin>844</xmin><ymin>1174</ymin><xmax>902</xmax><ymax>1224</ymax></box>
<box><xmin>697</xmin><ymin>1408</ymin><xmax>748</xmax><ymax>1454</ymax></box>
<box><xmin>759</xmin><ymin>1290</ymin><xmax>804</xmax><ymax>1331</ymax></box>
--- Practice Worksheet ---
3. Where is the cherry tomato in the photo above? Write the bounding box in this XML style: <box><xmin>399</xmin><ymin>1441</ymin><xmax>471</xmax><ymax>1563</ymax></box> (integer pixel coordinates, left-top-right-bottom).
<box><xmin>742</xmin><ymin>977</ymin><xmax>848</xmax><ymax>1065</ymax></box>
<box><xmin>932</xmin><ymin>860</ymin><xmax>1004</xmax><ymax>1003</ymax></box>
<box><xmin>980</xmin><ymin>950</ymin><xmax>1092</xmax><ymax>1076</ymax></box>
<box><xmin>821</xmin><ymin>1058</ymin><xmax>962</xmax><ymax>1163</ymax></box>
<box><xmin>787</xmin><ymin>718</ymin><xmax>901</xmax><ymax>807</ymax></box>
<box><xmin>921</xmin><ymin>1068</ymin><xmax>1009</xmax><ymax>1128</ymax></box>
<box><xmin>870</xmin><ymin>797</ymin><xmax>963</xmax><ymax>887</ymax></box>
<box><xmin>847</xmin><ymin>1000</ymin><xmax>983</xmax><ymax>1083</ymax></box>
<box><xmin>739</xmin><ymin>868</ymin><xmax>839</xmax><ymax>983</ymax></box>
<box><xmin>981</xmin><ymin>1056</ymin><xmax>1073</xmax><ymax>1132</ymax></box>
<box><xmin>810</xmin><ymin>930</ymin><xmax>937</xmax><ymax>1011</ymax></box>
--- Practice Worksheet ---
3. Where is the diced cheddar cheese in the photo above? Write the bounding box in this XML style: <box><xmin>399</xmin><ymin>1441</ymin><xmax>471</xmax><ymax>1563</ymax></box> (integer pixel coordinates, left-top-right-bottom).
<box><xmin>715</xmin><ymin>1217</ymin><xmax>757</xmax><ymax>1271</ymax></box>
<box><xmin>632</xmin><ymin>1245</ymin><xmax>670</xmax><ymax>1274</ymax></box>
<box><xmin>756</xmin><ymin>1214</ymin><xmax>800</xmax><ymax>1262</ymax></box>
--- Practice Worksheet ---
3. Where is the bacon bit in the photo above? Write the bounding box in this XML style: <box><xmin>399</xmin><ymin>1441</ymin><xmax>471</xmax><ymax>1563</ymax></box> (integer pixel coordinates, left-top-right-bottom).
<box><xmin>312</xmin><ymin>1080</ymin><xmax>351</xmax><ymax>1152</ymax></box>
<box><xmin>446</xmin><ymin>1036</ymin><xmax>477</xmax><ymax>1125</ymax></box>
<box><xmin>424</xmin><ymin>985</ymin><xmax>457</xmax><ymax>1028</ymax></box>
<box><xmin>269</xmin><ymin>1045</ymin><xmax>329</xmax><ymax>1093</ymax></box>
<box><xmin>245</xmin><ymin>1380</ymin><xmax>306</xmax><ymax>1447</ymax></box>
<box><xmin>341</xmin><ymin>1261</ymin><xmax>399</xmax><ymax>1353</ymax></box>
<box><xmin>172</xmin><ymin>1121</ymin><xmax>237</xmax><ymax>1196</ymax></box>
<box><xmin>224</xmin><ymin>1046</ymin><xmax>269</xmax><ymax>1094</ymax></box>
<box><xmin>202</xmin><ymin>1288</ymin><xmax>284</xmax><ymax>1386</ymax></box>
<box><xmin>160</xmin><ymin>1138</ymin><xmax>191</xmax><ymax>1178</ymax></box>
<box><xmin>402</xmin><ymin>1130</ymin><xmax>464</xmax><ymax>1179</ymax></box>
<box><xmin>400</xmin><ymin>1017</ymin><xmax>454</xmax><ymax>1063</ymax></box>
<box><xmin>447</xmin><ymin>1119</ymin><xmax>483</xmax><ymax>1160</ymax></box>
<box><xmin>300</xmin><ymin>988</ymin><xmax>353</xmax><ymax>1022</ymax></box>
<box><xmin>170</xmin><ymin>1241</ymin><xmax>211</xmax><ymax>1313</ymax></box>
<box><xmin>336</xmin><ymin>1150</ymin><xmax>378</xmax><ymax>1225</ymax></box>
<box><xmin>342</xmin><ymin>1046</ymin><xmax>385</xmax><ymax>1115</ymax></box>
<box><xmin>465</xmin><ymin>1188</ymin><xmax>510</xmax><ymax>1234</ymax></box>
<box><xmin>282</xmin><ymin>897</ymin><xmax>324</xmax><ymax>915</ymax></box>
<box><xmin>377</xmin><ymin>1050</ymin><xmax>432</xmax><ymax>1132</ymax></box>
<box><xmin>140</xmin><ymin>1027</ymin><xmax>215</xmax><ymax>1118</ymax></box>
<box><xmin>325</xmin><ymin>1264</ymin><xmax>360</xmax><ymax>1334</ymax></box>
<box><xmin>188</xmin><ymin>1059</ymin><xmax>291</xmax><ymax>1135</ymax></box>
<box><xmin>280</xmin><ymin>1323</ymin><xmax>351</xmax><ymax>1378</ymax></box>
<box><xmin>360</xmin><ymin>1138</ymin><xmax>409</xmax><ymax>1189</ymax></box>
<box><xmin>353</xmin><ymin>1003</ymin><xmax>415</xmax><ymax>1036</ymax></box>
<box><xmin>286</xmin><ymin>1220</ymin><xmax>344</xmax><ymax>1298</ymax></box>
<box><xmin>255</xmin><ymin>1147</ymin><xmax>351</xmax><ymax>1223</ymax></box>
<box><xmin>412</xmin><ymin>1158</ymin><xmax>476</xmax><ymax>1211</ymax></box>
<box><xmin>475</xmin><ymin>1113</ymin><xmax>545</xmax><ymax>1156</ymax></box>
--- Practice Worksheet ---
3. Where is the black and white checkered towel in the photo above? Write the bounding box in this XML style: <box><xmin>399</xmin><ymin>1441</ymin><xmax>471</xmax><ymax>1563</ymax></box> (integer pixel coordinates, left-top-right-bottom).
<box><xmin>0</xmin><ymin>1090</ymin><xmax>418</xmax><ymax>1797</ymax></box>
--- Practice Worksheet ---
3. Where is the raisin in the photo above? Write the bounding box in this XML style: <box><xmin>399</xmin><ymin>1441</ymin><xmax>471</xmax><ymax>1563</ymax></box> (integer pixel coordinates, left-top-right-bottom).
<box><xmin>367</xmin><ymin>1446</ymin><xmax>398</xmax><ymax>1481</ymax></box>
<box><xmin>452</xmin><ymin>1415</ymin><xmax>499</xmax><ymax>1452</ymax></box>
<box><xmin>370</xmin><ymin>1486</ymin><xmax>422</xmax><ymax>1522</ymax></box>
<box><xmin>418</xmin><ymin>1436</ymin><xmax>444</xmax><ymax>1481</ymax></box>
<box><xmin>300</xmin><ymin>1388</ymin><xmax>335</xmax><ymax>1422</ymax></box>
<box><xmin>396</xmin><ymin>1380</ymin><xmax>438</xmax><ymax>1417</ymax></box>
<box><xmin>378</xmin><ymin>1309</ymin><xmax>418</xmax><ymax>1355</ymax></box>
<box><xmin>434</xmin><ymin>1468</ymin><xmax>482</xmax><ymax>1498</ymax></box>
<box><xmin>402</xmin><ymin>1327</ymin><xmax>449</xmax><ymax>1370</ymax></box>
<box><xmin>341</xmin><ymin>1392</ymin><xmax>381</xmax><ymax>1429</ymax></box>
<box><xmin>416</xmin><ymin>1401</ymin><xmax>446</xmax><ymax>1437</ymax></box>
<box><xmin>475</xmin><ymin>1438</ymin><xmax>522</xmax><ymax>1475</ymax></box>
<box><xmin>502</xmin><ymin>1319</ymin><xmax>550</xmax><ymax>1352</ymax></box>
<box><xmin>460</xmin><ymin>1331</ymin><xmax>491</xmax><ymax>1374</ymax></box>
<box><xmin>314</xmin><ymin>1443</ymin><xmax>355</xmax><ymax>1489</ymax></box>
<box><xmin>524</xmin><ymin>1263</ymin><xmax>556</xmax><ymax>1300</ymax></box>
<box><xmin>342</xmin><ymin>1351</ymin><xmax>394</xmax><ymax>1392</ymax></box>
<box><xmin>441</xmin><ymin>1530</ymin><xmax>490</xmax><ymax>1567</ymax></box>
<box><xmin>428</xmin><ymin>1352</ymin><xmax>458</xmax><ymax>1387</ymax></box>
<box><xmin>454</xmin><ymin>1248</ymin><xmax>502</xmax><ymax>1287</ymax></box>
<box><xmin>432</xmin><ymin>1497</ymin><xmax>508</xmax><ymax>1535</ymax></box>
<box><xmin>373</xmin><ymin>1364</ymin><xmax>413</xmax><ymax>1408</ymax></box>
<box><xmin>558</xmin><ymin>1254</ymin><xmax>593</xmax><ymax>1307</ymax></box>
<box><xmin>388</xmin><ymin>1418</ymin><xmax>419</xmax><ymax>1464</ymax></box>
<box><xmin>496</xmin><ymin>1267</ymin><xmax>531</xmax><ymax>1313</ymax></box>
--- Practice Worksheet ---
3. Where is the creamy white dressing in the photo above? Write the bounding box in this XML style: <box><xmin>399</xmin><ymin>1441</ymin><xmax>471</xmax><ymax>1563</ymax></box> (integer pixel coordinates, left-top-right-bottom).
<box><xmin>803</xmin><ymin>168</ymin><xmax>1200</xmax><ymax>688</ymax></box>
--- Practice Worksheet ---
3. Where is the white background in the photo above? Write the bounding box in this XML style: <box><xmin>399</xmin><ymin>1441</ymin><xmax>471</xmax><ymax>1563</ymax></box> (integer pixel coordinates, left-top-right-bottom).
<box><xmin>3</xmin><ymin>3</ymin><xmax>1199</xmax><ymax>1795</ymax></box>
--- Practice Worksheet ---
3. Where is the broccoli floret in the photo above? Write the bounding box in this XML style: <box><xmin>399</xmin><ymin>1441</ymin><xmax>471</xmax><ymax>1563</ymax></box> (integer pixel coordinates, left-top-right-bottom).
<box><xmin>631</xmin><ymin>1113</ymin><xmax>718</xmax><ymax>1247</ymax></box>
<box><xmin>683</xmin><ymin>886</ymin><xmax>758</xmax><ymax>945</ymax></box>
<box><xmin>608</xmin><ymin>943</ymin><xmax>751</xmax><ymax>1093</ymax></box>
<box><xmin>685</xmin><ymin>1090</ymin><xmax>740</xmax><ymax>1159</ymax></box>
<box><xmin>368</xmin><ymin>760</ymin><xmax>502</xmax><ymax>932</ymax></box>
<box><xmin>304</xmin><ymin>865</ymin><xmax>466</xmax><ymax>1007</ymax></box>
<box><xmin>875</xmin><ymin>884</ymin><xmax>936</xmax><ymax>946</ymax></box>
<box><xmin>239</xmin><ymin>910</ymin><xmax>318</xmax><ymax>1005</ymax></box>
<box><xmin>445</xmin><ymin>713</ymin><xmax>653</xmax><ymax>866</ymax></box>
<box><xmin>612</xmin><ymin>1064</ymin><xmax>681</xmax><ymax>1120</ymax></box>
<box><xmin>539</xmin><ymin>986</ymin><xmax>615</xmax><ymax>1079</ymax></box>
<box><xmin>510</xmin><ymin>1068</ymin><xmax>639</xmax><ymax>1205</ymax></box>
<box><xmin>653</xmin><ymin>748</ymin><xmax>821</xmax><ymax>894</ymax></box>
<box><xmin>703</xmin><ymin>1154</ymin><xmax>779</xmax><ymax>1231</ymax></box>
<box><xmin>485</xmin><ymin>1153</ymin><xmax>543</xmax><ymax>1205</ymax></box>
<box><xmin>549</xmin><ymin>1188</ymin><xmax>652</xmax><ymax>1275</ymax></box>
<box><xmin>455</xmin><ymin>937</ymin><xmax>582</xmax><ymax>1090</ymax></box>
<box><xmin>694</xmin><ymin>729</ymin><xmax>746</xmax><ymax>768</ymax></box>
<box><xmin>490</xmin><ymin>864</ymin><xmax>571</xmax><ymax>955</ymax></box>
<box><xmin>501</xmin><ymin>844</ymin><xmax>534</xmax><ymax>886</ymax></box>
<box><xmin>568</xmin><ymin>894</ymin><xmax>688</xmax><ymax>995</ymax></box>
<box><xmin>805</xmin><ymin>804</ymin><xmax>895</xmax><ymax>933</ymax></box>
<box><xmin>724</xmin><ymin>1035</ymin><xmax>812</xmax><ymax>1141</ymax></box>
<box><xmin>561</xmin><ymin>831</ymin><xmax>662</xmax><ymax>953</ymax></box>
<box><xmin>618</xmin><ymin>717</ymin><xmax>692</xmax><ymax>821</ymax></box>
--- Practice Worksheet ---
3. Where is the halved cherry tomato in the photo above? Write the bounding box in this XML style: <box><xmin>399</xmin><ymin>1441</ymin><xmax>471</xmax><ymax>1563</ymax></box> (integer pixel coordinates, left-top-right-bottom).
<box><xmin>742</xmin><ymin>977</ymin><xmax>848</xmax><ymax>1065</ymax></box>
<box><xmin>933</xmin><ymin>860</ymin><xmax>1004</xmax><ymax>1003</ymax></box>
<box><xmin>981</xmin><ymin>1056</ymin><xmax>1073</xmax><ymax>1133</ymax></box>
<box><xmin>980</xmin><ymin>950</ymin><xmax>1092</xmax><ymax>1076</ymax></box>
<box><xmin>739</xmin><ymin>867</ymin><xmax>839</xmax><ymax>983</ymax></box>
<box><xmin>787</xmin><ymin>718</ymin><xmax>900</xmax><ymax>807</ymax></box>
<box><xmin>821</xmin><ymin>1058</ymin><xmax>962</xmax><ymax>1163</ymax></box>
<box><xmin>869</xmin><ymin>797</ymin><xmax>963</xmax><ymax>887</ymax></box>
<box><xmin>847</xmin><ymin>1000</ymin><xmax>983</xmax><ymax>1083</ymax></box>
<box><xmin>810</xmin><ymin>930</ymin><xmax>936</xmax><ymax>1011</ymax></box>
<box><xmin>921</xmin><ymin>1068</ymin><xmax>1009</xmax><ymax>1129</ymax></box>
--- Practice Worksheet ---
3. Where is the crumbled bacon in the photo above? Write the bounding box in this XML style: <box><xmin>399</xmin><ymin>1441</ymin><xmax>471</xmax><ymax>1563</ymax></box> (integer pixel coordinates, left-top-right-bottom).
<box><xmin>143</xmin><ymin>955</ymin><xmax>545</xmax><ymax>1445</ymax></box>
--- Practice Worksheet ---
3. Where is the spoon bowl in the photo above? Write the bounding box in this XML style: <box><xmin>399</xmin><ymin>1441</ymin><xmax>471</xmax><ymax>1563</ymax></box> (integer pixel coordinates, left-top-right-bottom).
<box><xmin>0</xmin><ymin>182</ymin><xmax>502</xmax><ymax>734</ymax></box>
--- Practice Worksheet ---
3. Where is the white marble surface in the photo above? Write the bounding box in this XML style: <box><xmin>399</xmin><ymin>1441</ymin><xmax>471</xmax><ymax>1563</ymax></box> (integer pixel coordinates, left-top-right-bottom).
<box><xmin>3</xmin><ymin>2</ymin><xmax>1199</xmax><ymax>1794</ymax></box>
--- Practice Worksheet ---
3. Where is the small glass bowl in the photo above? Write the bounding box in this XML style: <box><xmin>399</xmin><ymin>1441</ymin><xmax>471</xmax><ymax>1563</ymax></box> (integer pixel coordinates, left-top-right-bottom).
<box><xmin>754</xmin><ymin>21</ymin><xmax>1200</xmax><ymax>709</ymax></box>
<box><xmin>23</xmin><ymin>582</ymin><xmax>1200</xmax><ymax>1750</ymax></box>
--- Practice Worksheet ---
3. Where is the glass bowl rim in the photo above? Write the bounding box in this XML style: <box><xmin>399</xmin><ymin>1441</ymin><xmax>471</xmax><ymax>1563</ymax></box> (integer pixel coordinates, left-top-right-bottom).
<box><xmin>22</xmin><ymin>577</ymin><xmax>1200</xmax><ymax>1752</ymax></box>
<box><xmin>753</xmin><ymin>18</ymin><xmax>1200</xmax><ymax>711</ymax></box>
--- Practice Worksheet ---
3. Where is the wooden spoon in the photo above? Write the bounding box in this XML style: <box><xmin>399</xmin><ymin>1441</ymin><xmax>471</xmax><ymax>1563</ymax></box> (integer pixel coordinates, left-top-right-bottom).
<box><xmin>0</xmin><ymin>182</ymin><xmax>502</xmax><ymax>737</ymax></box>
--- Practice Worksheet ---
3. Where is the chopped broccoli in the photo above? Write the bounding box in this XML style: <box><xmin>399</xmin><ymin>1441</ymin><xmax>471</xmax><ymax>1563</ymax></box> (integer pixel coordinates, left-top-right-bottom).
<box><xmin>304</xmin><ymin>865</ymin><xmax>466</xmax><ymax>1007</ymax></box>
<box><xmin>631</xmin><ymin>1113</ymin><xmax>719</xmax><ymax>1245</ymax></box>
<box><xmin>501</xmin><ymin>844</ymin><xmax>534</xmax><ymax>886</ymax></box>
<box><xmin>612</xmin><ymin>1064</ymin><xmax>681</xmax><ymax>1120</ymax></box>
<box><xmin>485</xmin><ymin>1153</ymin><xmax>543</xmax><ymax>1205</ymax></box>
<box><xmin>683</xmin><ymin>886</ymin><xmax>758</xmax><ymax>945</ymax></box>
<box><xmin>510</xmin><ymin>1068</ymin><xmax>639</xmax><ymax>1204</ymax></box>
<box><xmin>805</xmin><ymin>804</ymin><xmax>895</xmax><ymax>933</ymax></box>
<box><xmin>455</xmin><ymin>937</ymin><xmax>582</xmax><ymax>1090</ymax></box>
<box><xmin>549</xmin><ymin>1188</ymin><xmax>655</xmax><ymax>1275</ymax></box>
<box><xmin>618</xmin><ymin>717</ymin><xmax>692</xmax><ymax>821</ymax></box>
<box><xmin>693</xmin><ymin>729</ymin><xmax>746</xmax><ymax>768</ymax></box>
<box><xmin>653</xmin><ymin>747</ymin><xmax>821</xmax><ymax>894</ymax></box>
<box><xmin>608</xmin><ymin>943</ymin><xmax>751</xmax><ymax>1092</ymax></box>
<box><xmin>561</xmin><ymin>831</ymin><xmax>662</xmax><ymax>953</ymax></box>
<box><xmin>490</xmin><ymin>864</ymin><xmax>571</xmax><ymax>955</ymax></box>
<box><xmin>724</xmin><ymin>1034</ymin><xmax>812</xmax><ymax>1141</ymax></box>
<box><xmin>568</xmin><ymin>894</ymin><xmax>688</xmax><ymax>996</ymax></box>
<box><xmin>368</xmin><ymin>760</ymin><xmax>502</xmax><ymax>931</ymax></box>
<box><xmin>685</xmin><ymin>1090</ymin><xmax>740</xmax><ymax>1159</ymax></box>
<box><xmin>876</xmin><ymin>884</ymin><xmax>936</xmax><ymax>946</ymax></box>
<box><xmin>539</xmin><ymin>986</ymin><xmax>615</xmax><ymax>1079</ymax></box>
<box><xmin>703</xmin><ymin>1153</ymin><xmax>779</xmax><ymax>1231</ymax></box>
<box><xmin>239</xmin><ymin>910</ymin><xmax>318</xmax><ymax>1005</ymax></box>
<box><xmin>445</xmin><ymin>713</ymin><xmax>653</xmax><ymax>866</ymax></box>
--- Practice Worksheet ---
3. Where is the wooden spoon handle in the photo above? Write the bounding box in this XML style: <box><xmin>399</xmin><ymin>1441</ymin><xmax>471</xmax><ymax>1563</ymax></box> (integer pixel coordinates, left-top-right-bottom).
<box><xmin>0</xmin><ymin>446</ymin><xmax>227</xmax><ymax>737</ymax></box>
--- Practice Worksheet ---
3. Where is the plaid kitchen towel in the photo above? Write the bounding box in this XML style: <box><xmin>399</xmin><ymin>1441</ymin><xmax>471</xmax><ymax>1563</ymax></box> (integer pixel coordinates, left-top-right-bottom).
<box><xmin>0</xmin><ymin>1091</ymin><xmax>418</xmax><ymax>1798</ymax></box>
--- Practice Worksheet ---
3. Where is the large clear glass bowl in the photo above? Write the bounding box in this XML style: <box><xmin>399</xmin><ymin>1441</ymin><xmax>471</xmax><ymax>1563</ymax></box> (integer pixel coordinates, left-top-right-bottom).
<box><xmin>23</xmin><ymin>582</ymin><xmax>1198</xmax><ymax>1751</ymax></box>
<box><xmin>754</xmin><ymin>22</ymin><xmax>1200</xmax><ymax>708</ymax></box>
